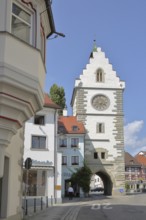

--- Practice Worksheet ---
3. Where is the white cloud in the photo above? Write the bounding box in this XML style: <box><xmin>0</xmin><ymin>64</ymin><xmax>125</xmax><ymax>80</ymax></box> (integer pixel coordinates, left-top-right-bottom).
<box><xmin>124</xmin><ymin>120</ymin><xmax>146</xmax><ymax>155</ymax></box>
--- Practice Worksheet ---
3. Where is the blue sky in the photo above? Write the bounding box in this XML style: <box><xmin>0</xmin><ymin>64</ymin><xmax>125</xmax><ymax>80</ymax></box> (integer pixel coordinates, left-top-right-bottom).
<box><xmin>45</xmin><ymin>0</ymin><xmax>146</xmax><ymax>155</ymax></box>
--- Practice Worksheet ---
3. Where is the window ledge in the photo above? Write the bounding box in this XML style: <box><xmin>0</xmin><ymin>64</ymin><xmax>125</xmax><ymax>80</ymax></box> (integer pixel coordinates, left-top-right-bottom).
<box><xmin>31</xmin><ymin>148</ymin><xmax>49</xmax><ymax>151</ymax></box>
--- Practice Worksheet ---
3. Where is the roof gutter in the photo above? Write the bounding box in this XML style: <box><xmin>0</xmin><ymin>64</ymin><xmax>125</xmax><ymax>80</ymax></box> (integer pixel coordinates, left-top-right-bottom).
<box><xmin>44</xmin><ymin>0</ymin><xmax>65</xmax><ymax>38</ymax></box>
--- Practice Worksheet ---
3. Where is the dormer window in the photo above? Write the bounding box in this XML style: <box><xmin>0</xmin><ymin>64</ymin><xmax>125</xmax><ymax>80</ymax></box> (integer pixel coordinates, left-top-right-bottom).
<box><xmin>72</xmin><ymin>126</ymin><xmax>78</xmax><ymax>131</ymax></box>
<box><xmin>11</xmin><ymin>2</ymin><xmax>33</xmax><ymax>44</ymax></box>
<box><xmin>96</xmin><ymin>68</ymin><xmax>104</xmax><ymax>82</ymax></box>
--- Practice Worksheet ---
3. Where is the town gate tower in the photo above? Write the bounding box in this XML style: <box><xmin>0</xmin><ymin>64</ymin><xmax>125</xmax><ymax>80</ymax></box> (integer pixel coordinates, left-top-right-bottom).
<box><xmin>71</xmin><ymin>44</ymin><xmax>125</xmax><ymax>195</ymax></box>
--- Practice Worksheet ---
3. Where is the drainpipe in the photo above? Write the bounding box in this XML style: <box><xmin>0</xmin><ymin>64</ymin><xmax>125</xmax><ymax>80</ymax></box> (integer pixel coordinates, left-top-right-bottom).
<box><xmin>54</xmin><ymin>109</ymin><xmax>57</xmax><ymax>203</ymax></box>
<box><xmin>0</xmin><ymin>146</ymin><xmax>5</xmax><ymax>178</ymax></box>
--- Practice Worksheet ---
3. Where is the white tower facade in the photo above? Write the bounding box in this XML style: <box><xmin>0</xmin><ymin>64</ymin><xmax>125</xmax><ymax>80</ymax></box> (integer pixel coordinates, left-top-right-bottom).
<box><xmin>71</xmin><ymin>45</ymin><xmax>125</xmax><ymax>195</ymax></box>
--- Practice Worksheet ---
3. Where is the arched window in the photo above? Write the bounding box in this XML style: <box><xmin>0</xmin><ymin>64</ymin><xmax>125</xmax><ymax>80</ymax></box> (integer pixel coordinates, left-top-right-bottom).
<box><xmin>96</xmin><ymin>68</ymin><xmax>104</xmax><ymax>82</ymax></box>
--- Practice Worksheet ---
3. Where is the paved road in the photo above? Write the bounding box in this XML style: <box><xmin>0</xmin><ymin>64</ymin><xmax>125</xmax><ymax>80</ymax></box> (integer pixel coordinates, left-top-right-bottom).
<box><xmin>77</xmin><ymin>194</ymin><xmax>146</xmax><ymax>220</ymax></box>
<box><xmin>24</xmin><ymin>194</ymin><xmax>146</xmax><ymax>220</ymax></box>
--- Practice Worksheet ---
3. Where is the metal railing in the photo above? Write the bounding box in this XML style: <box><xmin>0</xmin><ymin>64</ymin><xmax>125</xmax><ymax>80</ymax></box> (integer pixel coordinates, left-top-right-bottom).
<box><xmin>22</xmin><ymin>196</ymin><xmax>54</xmax><ymax>217</ymax></box>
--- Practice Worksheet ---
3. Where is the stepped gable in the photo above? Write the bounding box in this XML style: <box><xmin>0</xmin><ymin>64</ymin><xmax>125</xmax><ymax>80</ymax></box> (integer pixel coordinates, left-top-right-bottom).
<box><xmin>44</xmin><ymin>94</ymin><xmax>61</xmax><ymax>109</ymax></box>
<box><xmin>58</xmin><ymin>116</ymin><xmax>86</xmax><ymax>134</ymax></box>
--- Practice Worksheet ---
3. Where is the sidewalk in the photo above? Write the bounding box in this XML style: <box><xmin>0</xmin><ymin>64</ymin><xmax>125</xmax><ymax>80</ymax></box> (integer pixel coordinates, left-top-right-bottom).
<box><xmin>23</xmin><ymin>195</ymin><xmax>107</xmax><ymax>220</ymax></box>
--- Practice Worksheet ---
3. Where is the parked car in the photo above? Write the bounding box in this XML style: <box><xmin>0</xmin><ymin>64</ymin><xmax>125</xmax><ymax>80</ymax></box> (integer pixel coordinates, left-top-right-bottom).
<box><xmin>91</xmin><ymin>187</ymin><xmax>104</xmax><ymax>192</ymax></box>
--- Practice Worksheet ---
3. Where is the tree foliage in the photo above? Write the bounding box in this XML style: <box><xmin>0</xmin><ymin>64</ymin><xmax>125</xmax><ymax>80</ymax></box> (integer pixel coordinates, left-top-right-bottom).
<box><xmin>49</xmin><ymin>84</ymin><xmax>66</xmax><ymax>114</ymax></box>
<box><xmin>70</xmin><ymin>163</ymin><xmax>92</xmax><ymax>194</ymax></box>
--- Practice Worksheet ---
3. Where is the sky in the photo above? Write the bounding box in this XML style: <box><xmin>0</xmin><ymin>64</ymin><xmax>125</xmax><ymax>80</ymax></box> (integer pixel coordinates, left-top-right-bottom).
<box><xmin>45</xmin><ymin>0</ymin><xmax>146</xmax><ymax>156</ymax></box>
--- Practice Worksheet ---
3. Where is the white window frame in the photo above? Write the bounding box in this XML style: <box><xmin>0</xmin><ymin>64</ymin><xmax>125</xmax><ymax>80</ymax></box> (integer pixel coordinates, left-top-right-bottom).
<box><xmin>62</xmin><ymin>156</ymin><xmax>67</xmax><ymax>165</ymax></box>
<box><xmin>11</xmin><ymin>1</ymin><xmax>33</xmax><ymax>44</ymax></box>
<box><xmin>71</xmin><ymin>138</ymin><xmax>79</xmax><ymax>148</ymax></box>
<box><xmin>59</xmin><ymin>138</ymin><xmax>67</xmax><ymax>147</ymax></box>
<box><xmin>71</xmin><ymin>156</ymin><xmax>79</xmax><ymax>165</ymax></box>
<box><xmin>31</xmin><ymin>135</ymin><xmax>46</xmax><ymax>149</ymax></box>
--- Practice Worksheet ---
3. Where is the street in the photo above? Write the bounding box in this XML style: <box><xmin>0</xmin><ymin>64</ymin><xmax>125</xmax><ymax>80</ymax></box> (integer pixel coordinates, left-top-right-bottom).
<box><xmin>24</xmin><ymin>194</ymin><xmax>146</xmax><ymax>220</ymax></box>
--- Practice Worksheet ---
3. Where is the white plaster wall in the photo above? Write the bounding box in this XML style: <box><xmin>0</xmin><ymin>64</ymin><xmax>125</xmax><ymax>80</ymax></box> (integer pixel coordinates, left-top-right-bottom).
<box><xmin>75</xmin><ymin>48</ymin><xmax>125</xmax><ymax>89</ymax></box>
<box><xmin>46</xmin><ymin>169</ymin><xmax>54</xmax><ymax>198</ymax></box>
<box><xmin>24</xmin><ymin>108</ymin><xmax>55</xmax><ymax>164</ymax></box>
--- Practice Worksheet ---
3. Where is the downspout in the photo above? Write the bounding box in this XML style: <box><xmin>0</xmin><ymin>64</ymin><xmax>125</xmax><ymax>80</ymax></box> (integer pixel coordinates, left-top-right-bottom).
<box><xmin>54</xmin><ymin>109</ymin><xmax>57</xmax><ymax>203</ymax></box>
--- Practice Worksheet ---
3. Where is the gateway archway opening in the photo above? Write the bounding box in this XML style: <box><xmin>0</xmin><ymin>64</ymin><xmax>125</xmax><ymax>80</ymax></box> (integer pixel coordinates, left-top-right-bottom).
<box><xmin>96</xmin><ymin>171</ymin><xmax>113</xmax><ymax>195</ymax></box>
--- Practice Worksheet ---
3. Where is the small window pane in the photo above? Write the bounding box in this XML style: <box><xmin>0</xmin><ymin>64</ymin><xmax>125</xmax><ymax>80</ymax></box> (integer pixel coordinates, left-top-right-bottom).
<box><xmin>12</xmin><ymin>16</ymin><xmax>30</xmax><ymax>43</ymax></box>
<box><xmin>62</xmin><ymin>156</ymin><xmax>67</xmax><ymax>165</ymax></box>
<box><xmin>12</xmin><ymin>3</ymin><xmax>31</xmax><ymax>24</ymax></box>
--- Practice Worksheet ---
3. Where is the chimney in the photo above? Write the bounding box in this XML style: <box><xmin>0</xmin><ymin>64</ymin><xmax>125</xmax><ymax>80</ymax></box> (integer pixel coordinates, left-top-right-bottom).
<box><xmin>63</xmin><ymin>107</ymin><xmax>67</xmax><ymax>116</ymax></box>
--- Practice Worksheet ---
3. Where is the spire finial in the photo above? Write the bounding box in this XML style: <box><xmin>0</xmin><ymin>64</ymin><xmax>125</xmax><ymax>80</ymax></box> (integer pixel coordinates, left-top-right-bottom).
<box><xmin>93</xmin><ymin>39</ymin><xmax>97</xmax><ymax>52</ymax></box>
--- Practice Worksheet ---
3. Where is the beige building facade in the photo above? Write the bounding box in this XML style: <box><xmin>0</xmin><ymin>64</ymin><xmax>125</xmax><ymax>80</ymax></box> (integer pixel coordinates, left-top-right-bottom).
<box><xmin>0</xmin><ymin>0</ymin><xmax>56</xmax><ymax>219</ymax></box>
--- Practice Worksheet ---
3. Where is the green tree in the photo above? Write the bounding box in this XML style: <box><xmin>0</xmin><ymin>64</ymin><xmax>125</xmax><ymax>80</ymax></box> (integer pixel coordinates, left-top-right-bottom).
<box><xmin>71</xmin><ymin>163</ymin><xmax>92</xmax><ymax>195</ymax></box>
<box><xmin>49</xmin><ymin>84</ymin><xmax>66</xmax><ymax>115</ymax></box>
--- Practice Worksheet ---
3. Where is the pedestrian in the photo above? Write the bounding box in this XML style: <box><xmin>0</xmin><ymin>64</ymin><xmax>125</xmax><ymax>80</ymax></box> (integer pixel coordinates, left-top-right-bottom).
<box><xmin>68</xmin><ymin>186</ymin><xmax>74</xmax><ymax>200</ymax></box>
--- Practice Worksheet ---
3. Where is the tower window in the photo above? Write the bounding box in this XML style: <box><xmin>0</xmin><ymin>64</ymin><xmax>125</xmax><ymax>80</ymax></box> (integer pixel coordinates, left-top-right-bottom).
<box><xmin>96</xmin><ymin>68</ymin><xmax>104</xmax><ymax>82</ymax></box>
<box><xmin>96</xmin><ymin>123</ymin><xmax>105</xmax><ymax>133</ymax></box>
<box><xmin>94</xmin><ymin>152</ymin><xmax>98</xmax><ymax>159</ymax></box>
<box><xmin>101</xmin><ymin>152</ymin><xmax>105</xmax><ymax>159</ymax></box>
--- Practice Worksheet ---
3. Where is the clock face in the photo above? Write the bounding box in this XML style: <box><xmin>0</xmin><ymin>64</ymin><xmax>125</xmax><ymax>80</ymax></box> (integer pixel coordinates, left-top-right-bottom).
<box><xmin>92</xmin><ymin>95</ymin><xmax>110</xmax><ymax>111</ymax></box>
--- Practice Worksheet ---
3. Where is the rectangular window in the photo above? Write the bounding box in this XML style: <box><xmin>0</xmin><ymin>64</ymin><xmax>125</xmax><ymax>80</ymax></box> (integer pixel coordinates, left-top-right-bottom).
<box><xmin>71</xmin><ymin>156</ymin><xmax>79</xmax><ymax>165</ymax></box>
<box><xmin>96</xmin><ymin>123</ymin><xmax>105</xmax><ymax>133</ymax></box>
<box><xmin>94</xmin><ymin>152</ymin><xmax>98</xmax><ymax>159</ymax></box>
<box><xmin>101</xmin><ymin>152</ymin><xmax>105</xmax><ymax>159</ymax></box>
<box><xmin>11</xmin><ymin>3</ymin><xmax>31</xmax><ymax>43</ymax></box>
<box><xmin>34</xmin><ymin>115</ymin><xmax>45</xmax><ymax>125</ymax></box>
<box><xmin>32</xmin><ymin>136</ymin><xmax>46</xmax><ymax>149</ymax></box>
<box><xmin>62</xmin><ymin>156</ymin><xmax>67</xmax><ymax>165</ymax></box>
<box><xmin>71</xmin><ymin>138</ymin><xmax>79</xmax><ymax>148</ymax></box>
<box><xmin>23</xmin><ymin>170</ymin><xmax>46</xmax><ymax>196</ymax></box>
<box><xmin>59</xmin><ymin>138</ymin><xmax>67</xmax><ymax>147</ymax></box>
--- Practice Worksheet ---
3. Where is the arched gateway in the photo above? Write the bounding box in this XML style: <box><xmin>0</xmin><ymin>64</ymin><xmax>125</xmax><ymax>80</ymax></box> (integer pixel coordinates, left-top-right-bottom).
<box><xmin>71</xmin><ymin>43</ymin><xmax>125</xmax><ymax>195</ymax></box>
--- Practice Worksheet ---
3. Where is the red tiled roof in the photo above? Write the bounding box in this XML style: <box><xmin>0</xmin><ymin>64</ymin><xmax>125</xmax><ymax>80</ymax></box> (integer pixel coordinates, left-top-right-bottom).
<box><xmin>44</xmin><ymin>94</ymin><xmax>61</xmax><ymax>109</ymax></box>
<box><xmin>135</xmin><ymin>151</ymin><xmax>146</xmax><ymax>166</ymax></box>
<box><xmin>58</xmin><ymin>116</ymin><xmax>86</xmax><ymax>134</ymax></box>
<box><xmin>125</xmin><ymin>152</ymin><xmax>141</xmax><ymax>166</ymax></box>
